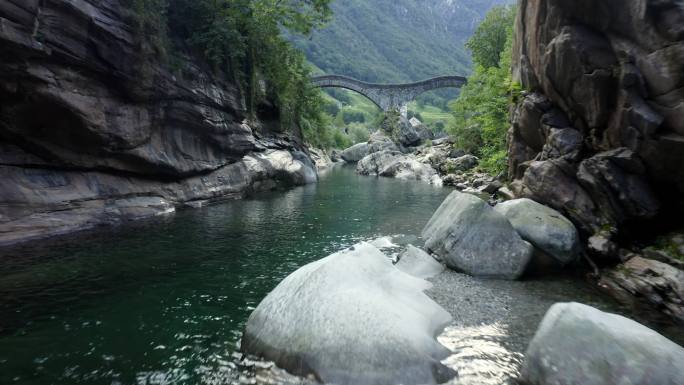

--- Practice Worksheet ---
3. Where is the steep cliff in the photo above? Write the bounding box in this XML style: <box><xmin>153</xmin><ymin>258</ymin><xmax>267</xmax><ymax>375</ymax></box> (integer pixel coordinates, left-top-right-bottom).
<box><xmin>0</xmin><ymin>0</ymin><xmax>317</xmax><ymax>246</ymax></box>
<box><xmin>508</xmin><ymin>0</ymin><xmax>684</xmax><ymax>257</ymax></box>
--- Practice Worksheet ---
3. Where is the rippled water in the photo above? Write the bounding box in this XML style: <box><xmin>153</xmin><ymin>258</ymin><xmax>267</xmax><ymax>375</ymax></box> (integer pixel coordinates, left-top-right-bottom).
<box><xmin>0</xmin><ymin>166</ymin><xmax>452</xmax><ymax>385</ymax></box>
<box><xmin>1</xmin><ymin>165</ymin><xmax>678</xmax><ymax>385</ymax></box>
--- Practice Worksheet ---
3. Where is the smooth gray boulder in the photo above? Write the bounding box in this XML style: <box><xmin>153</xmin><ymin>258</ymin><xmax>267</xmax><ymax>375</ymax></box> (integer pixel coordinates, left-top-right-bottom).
<box><xmin>341</xmin><ymin>142</ymin><xmax>369</xmax><ymax>163</ymax></box>
<box><xmin>494</xmin><ymin>198</ymin><xmax>581</xmax><ymax>265</ymax></box>
<box><xmin>380</xmin><ymin>158</ymin><xmax>442</xmax><ymax>185</ymax></box>
<box><xmin>241</xmin><ymin>242</ymin><xmax>456</xmax><ymax>385</ymax></box>
<box><xmin>422</xmin><ymin>192</ymin><xmax>534</xmax><ymax>280</ymax></box>
<box><xmin>396</xmin><ymin>245</ymin><xmax>445</xmax><ymax>279</ymax></box>
<box><xmin>356</xmin><ymin>150</ymin><xmax>403</xmax><ymax>175</ymax></box>
<box><xmin>521</xmin><ymin>302</ymin><xmax>684</xmax><ymax>385</ymax></box>
<box><xmin>357</xmin><ymin>151</ymin><xmax>441</xmax><ymax>185</ymax></box>
<box><xmin>449</xmin><ymin>154</ymin><xmax>479</xmax><ymax>172</ymax></box>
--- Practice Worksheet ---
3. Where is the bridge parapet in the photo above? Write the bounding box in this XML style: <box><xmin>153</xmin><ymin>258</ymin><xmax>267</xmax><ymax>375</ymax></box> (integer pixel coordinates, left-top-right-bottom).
<box><xmin>311</xmin><ymin>75</ymin><xmax>467</xmax><ymax>112</ymax></box>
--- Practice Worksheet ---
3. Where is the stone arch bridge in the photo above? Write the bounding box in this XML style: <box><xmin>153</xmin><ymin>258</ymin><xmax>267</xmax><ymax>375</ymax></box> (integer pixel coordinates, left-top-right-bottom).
<box><xmin>311</xmin><ymin>75</ymin><xmax>467</xmax><ymax>113</ymax></box>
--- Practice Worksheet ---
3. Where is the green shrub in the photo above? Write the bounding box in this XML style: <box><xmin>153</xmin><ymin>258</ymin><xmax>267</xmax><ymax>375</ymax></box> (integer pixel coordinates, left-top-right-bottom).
<box><xmin>447</xmin><ymin>4</ymin><xmax>517</xmax><ymax>176</ymax></box>
<box><xmin>342</xmin><ymin>110</ymin><xmax>366</xmax><ymax>124</ymax></box>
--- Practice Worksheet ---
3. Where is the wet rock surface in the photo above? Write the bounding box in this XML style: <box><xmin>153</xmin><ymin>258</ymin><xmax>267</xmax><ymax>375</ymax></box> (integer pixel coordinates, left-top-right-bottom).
<box><xmin>241</xmin><ymin>242</ymin><xmax>456</xmax><ymax>385</ymax></box>
<box><xmin>0</xmin><ymin>0</ymin><xmax>316</xmax><ymax>245</ymax></box>
<box><xmin>494</xmin><ymin>198</ymin><xmax>581</xmax><ymax>266</ymax></box>
<box><xmin>600</xmin><ymin>255</ymin><xmax>684</xmax><ymax>326</ymax></box>
<box><xmin>423</xmin><ymin>192</ymin><xmax>534</xmax><ymax>280</ymax></box>
<box><xmin>425</xmin><ymin>269</ymin><xmax>653</xmax><ymax>385</ymax></box>
<box><xmin>396</xmin><ymin>245</ymin><xmax>445</xmax><ymax>279</ymax></box>
<box><xmin>520</xmin><ymin>302</ymin><xmax>684</xmax><ymax>385</ymax></box>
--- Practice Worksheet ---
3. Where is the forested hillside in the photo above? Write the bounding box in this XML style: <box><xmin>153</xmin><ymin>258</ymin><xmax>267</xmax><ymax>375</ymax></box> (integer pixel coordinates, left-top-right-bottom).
<box><xmin>290</xmin><ymin>0</ymin><xmax>513</xmax><ymax>83</ymax></box>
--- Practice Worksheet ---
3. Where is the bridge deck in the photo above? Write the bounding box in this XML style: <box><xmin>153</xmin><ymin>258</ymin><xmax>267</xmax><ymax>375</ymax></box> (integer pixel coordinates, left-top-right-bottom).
<box><xmin>310</xmin><ymin>74</ymin><xmax>467</xmax><ymax>111</ymax></box>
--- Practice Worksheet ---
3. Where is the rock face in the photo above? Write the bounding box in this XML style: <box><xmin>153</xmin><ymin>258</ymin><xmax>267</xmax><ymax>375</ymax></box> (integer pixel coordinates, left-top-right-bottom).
<box><xmin>509</xmin><ymin>0</ymin><xmax>684</xmax><ymax>255</ymax></box>
<box><xmin>0</xmin><ymin>0</ymin><xmax>316</xmax><ymax>245</ymax></box>
<box><xmin>494</xmin><ymin>198</ymin><xmax>581</xmax><ymax>265</ymax></box>
<box><xmin>396</xmin><ymin>245</ymin><xmax>445</xmax><ymax>279</ymax></box>
<box><xmin>241</xmin><ymin>242</ymin><xmax>456</xmax><ymax>385</ymax></box>
<box><xmin>521</xmin><ymin>302</ymin><xmax>684</xmax><ymax>385</ymax></box>
<box><xmin>600</xmin><ymin>256</ymin><xmax>684</xmax><ymax>325</ymax></box>
<box><xmin>422</xmin><ymin>192</ymin><xmax>534</xmax><ymax>280</ymax></box>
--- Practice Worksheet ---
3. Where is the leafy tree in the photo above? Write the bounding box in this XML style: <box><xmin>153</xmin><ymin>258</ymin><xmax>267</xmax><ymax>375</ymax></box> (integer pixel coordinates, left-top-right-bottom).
<box><xmin>466</xmin><ymin>5</ymin><xmax>517</xmax><ymax>69</ymax></box>
<box><xmin>448</xmin><ymin>4</ymin><xmax>517</xmax><ymax>175</ymax></box>
<box><xmin>135</xmin><ymin>0</ymin><xmax>335</xmax><ymax>145</ymax></box>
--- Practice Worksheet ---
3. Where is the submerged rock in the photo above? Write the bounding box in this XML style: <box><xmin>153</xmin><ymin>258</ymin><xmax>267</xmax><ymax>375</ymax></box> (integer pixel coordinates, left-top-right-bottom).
<box><xmin>494</xmin><ymin>198</ymin><xmax>581</xmax><ymax>265</ymax></box>
<box><xmin>422</xmin><ymin>192</ymin><xmax>534</xmax><ymax>280</ymax></box>
<box><xmin>396</xmin><ymin>245</ymin><xmax>445</xmax><ymax>279</ymax></box>
<box><xmin>521</xmin><ymin>302</ymin><xmax>684</xmax><ymax>385</ymax></box>
<box><xmin>241</xmin><ymin>242</ymin><xmax>456</xmax><ymax>385</ymax></box>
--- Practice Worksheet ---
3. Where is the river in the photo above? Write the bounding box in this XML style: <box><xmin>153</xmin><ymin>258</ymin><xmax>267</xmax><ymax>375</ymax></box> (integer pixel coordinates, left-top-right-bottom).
<box><xmin>0</xmin><ymin>165</ymin><xmax>671</xmax><ymax>385</ymax></box>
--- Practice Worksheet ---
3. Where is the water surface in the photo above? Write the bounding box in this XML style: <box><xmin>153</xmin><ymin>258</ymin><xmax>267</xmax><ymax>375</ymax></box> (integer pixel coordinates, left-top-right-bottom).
<box><xmin>1</xmin><ymin>165</ymin><xmax>677</xmax><ymax>385</ymax></box>
<box><xmin>0</xmin><ymin>166</ymin><xmax>451</xmax><ymax>384</ymax></box>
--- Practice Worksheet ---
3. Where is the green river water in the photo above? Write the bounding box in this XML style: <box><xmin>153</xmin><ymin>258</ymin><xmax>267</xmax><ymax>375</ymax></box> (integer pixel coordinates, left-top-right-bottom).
<box><xmin>0</xmin><ymin>166</ymin><xmax>453</xmax><ymax>385</ymax></box>
<box><xmin>0</xmin><ymin>165</ymin><xmax>678</xmax><ymax>385</ymax></box>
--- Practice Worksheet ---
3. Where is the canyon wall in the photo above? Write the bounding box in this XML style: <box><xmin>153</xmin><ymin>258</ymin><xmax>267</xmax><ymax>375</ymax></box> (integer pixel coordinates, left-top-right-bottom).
<box><xmin>0</xmin><ymin>0</ymin><xmax>317</xmax><ymax>246</ymax></box>
<box><xmin>508</xmin><ymin>0</ymin><xmax>684</xmax><ymax>257</ymax></box>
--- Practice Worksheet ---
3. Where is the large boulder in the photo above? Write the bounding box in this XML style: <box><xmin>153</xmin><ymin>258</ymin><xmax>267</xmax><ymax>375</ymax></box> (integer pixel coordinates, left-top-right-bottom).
<box><xmin>521</xmin><ymin>302</ymin><xmax>684</xmax><ymax>385</ymax></box>
<box><xmin>341</xmin><ymin>142</ymin><xmax>370</xmax><ymax>163</ymax></box>
<box><xmin>494</xmin><ymin>198</ymin><xmax>581</xmax><ymax>265</ymax></box>
<box><xmin>356</xmin><ymin>150</ymin><xmax>403</xmax><ymax>176</ymax></box>
<box><xmin>397</xmin><ymin>116</ymin><xmax>432</xmax><ymax>147</ymax></box>
<box><xmin>357</xmin><ymin>151</ymin><xmax>441</xmax><ymax>185</ymax></box>
<box><xmin>367</xmin><ymin>131</ymin><xmax>400</xmax><ymax>154</ymax></box>
<box><xmin>422</xmin><ymin>192</ymin><xmax>534</xmax><ymax>280</ymax></box>
<box><xmin>441</xmin><ymin>155</ymin><xmax>479</xmax><ymax>174</ymax></box>
<box><xmin>380</xmin><ymin>158</ymin><xmax>442</xmax><ymax>185</ymax></box>
<box><xmin>241</xmin><ymin>242</ymin><xmax>456</xmax><ymax>385</ymax></box>
<box><xmin>396</xmin><ymin>245</ymin><xmax>445</xmax><ymax>279</ymax></box>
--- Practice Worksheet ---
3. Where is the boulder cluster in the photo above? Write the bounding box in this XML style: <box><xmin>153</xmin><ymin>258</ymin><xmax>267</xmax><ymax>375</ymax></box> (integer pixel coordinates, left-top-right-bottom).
<box><xmin>423</xmin><ymin>192</ymin><xmax>580</xmax><ymax>280</ymax></box>
<box><xmin>241</xmin><ymin>201</ymin><xmax>684</xmax><ymax>384</ymax></box>
<box><xmin>341</xmin><ymin>125</ymin><xmax>502</xmax><ymax>192</ymax></box>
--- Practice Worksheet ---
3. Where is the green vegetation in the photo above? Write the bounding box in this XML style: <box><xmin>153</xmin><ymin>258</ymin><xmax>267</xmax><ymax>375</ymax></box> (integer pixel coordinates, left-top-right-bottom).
<box><xmin>289</xmin><ymin>0</ymin><xmax>513</xmax><ymax>83</ymax></box>
<box><xmin>290</xmin><ymin>0</ymin><xmax>512</xmax><ymax>128</ymax></box>
<box><xmin>408</xmin><ymin>102</ymin><xmax>455</xmax><ymax>133</ymax></box>
<box><xmin>448</xmin><ymin>4</ymin><xmax>518</xmax><ymax>175</ymax></box>
<box><xmin>130</xmin><ymin>0</ymin><xmax>361</xmax><ymax>149</ymax></box>
<box><xmin>651</xmin><ymin>234</ymin><xmax>684</xmax><ymax>261</ymax></box>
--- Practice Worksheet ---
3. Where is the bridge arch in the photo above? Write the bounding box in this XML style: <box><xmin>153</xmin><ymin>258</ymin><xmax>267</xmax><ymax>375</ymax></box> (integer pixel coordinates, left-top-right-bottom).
<box><xmin>311</xmin><ymin>75</ymin><xmax>467</xmax><ymax>112</ymax></box>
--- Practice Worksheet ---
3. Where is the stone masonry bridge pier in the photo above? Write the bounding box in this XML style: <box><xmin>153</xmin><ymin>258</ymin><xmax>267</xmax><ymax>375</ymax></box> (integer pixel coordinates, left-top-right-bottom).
<box><xmin>311</xmin><ymin>75</ymin><xmax>467</xmax><ymax>113</ymax></box>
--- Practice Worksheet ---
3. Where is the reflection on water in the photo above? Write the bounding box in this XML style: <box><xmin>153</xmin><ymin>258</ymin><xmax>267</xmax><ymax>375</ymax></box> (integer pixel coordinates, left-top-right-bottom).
<box><xmin>439</xmin><ymin>323</ymin><xmax>523</xmax><ymax>385</ymax></box>
<box><xmin>0</xmin><ymin>166</ymin><xmax>451</xmax><ymax>385</ymax></box>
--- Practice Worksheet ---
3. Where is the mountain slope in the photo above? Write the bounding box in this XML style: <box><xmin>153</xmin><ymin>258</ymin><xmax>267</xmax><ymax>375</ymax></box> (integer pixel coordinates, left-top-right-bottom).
<box><xmin>291</xmin><ymin>0</ymin><xmax>513</xmax><ymax>83</ymax></box>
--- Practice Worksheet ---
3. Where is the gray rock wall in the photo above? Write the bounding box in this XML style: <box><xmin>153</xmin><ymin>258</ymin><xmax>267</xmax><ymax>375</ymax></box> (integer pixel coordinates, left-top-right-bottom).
<box><xmin>509</xmin><ymin>0</ymin><xmax>684</xmax><ymax>254</ymax></box>
<box><xmin>0</xmin><ymin>0</ymin><xmax>315</xmax><ymax>245</ymax></box>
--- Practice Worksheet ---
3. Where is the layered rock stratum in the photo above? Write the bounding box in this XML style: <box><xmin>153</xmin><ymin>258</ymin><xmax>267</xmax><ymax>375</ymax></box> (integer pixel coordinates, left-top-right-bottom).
<box><xmin>0</xmin><ymin>0</ymin><xmax>316</xmax><ymax>245</ymax></box>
